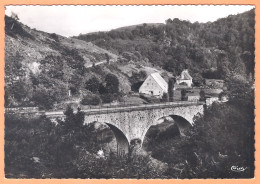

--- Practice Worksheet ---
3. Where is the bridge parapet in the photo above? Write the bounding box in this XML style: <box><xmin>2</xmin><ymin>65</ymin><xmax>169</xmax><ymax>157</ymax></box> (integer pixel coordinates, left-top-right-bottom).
<box><xmin>82</xmin><ymin>101</ymin><xmax>204</xmax><ymax>115</ymax></box>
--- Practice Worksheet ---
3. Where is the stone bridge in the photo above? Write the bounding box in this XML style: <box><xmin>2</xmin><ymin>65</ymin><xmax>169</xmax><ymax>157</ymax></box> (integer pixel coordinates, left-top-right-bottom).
<box><xmin>45</xmin><ymin>101</ymin><xmax>204</xmax><ymax>155</ymax></box>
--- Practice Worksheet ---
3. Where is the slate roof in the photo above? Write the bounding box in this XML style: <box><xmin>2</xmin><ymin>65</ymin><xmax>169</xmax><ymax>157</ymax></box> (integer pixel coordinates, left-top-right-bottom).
<box><xmin>150</xmin><ymin>73</ymin><xmax>168</xmax><ymax>91</ymax></box>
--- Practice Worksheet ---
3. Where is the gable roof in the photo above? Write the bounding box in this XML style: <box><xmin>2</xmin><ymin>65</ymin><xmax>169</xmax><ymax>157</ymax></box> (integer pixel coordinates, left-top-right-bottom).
<box><xmin>177</xmin><ymin>69</ymin><xmax>192</xmax><ymax>80</ymax></box>
<box><xmin>150</xmin><ymin>73</ymin><xmax>168</xmax><ymax>91</ymax></box>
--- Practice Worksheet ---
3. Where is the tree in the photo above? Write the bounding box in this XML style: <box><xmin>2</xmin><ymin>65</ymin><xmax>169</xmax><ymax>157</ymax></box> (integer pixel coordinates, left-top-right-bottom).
<box><xmin>105</xmin><ymin>73</ymin><xmax>119</xmax><ymax>94</ymax></box>
<box><xmin>130</xmin><ymin>71</ymin><xmax>147</xmax><ymax>84</ymax></box>
<box><xmin>85</xmin><ymin>77</ymin><xmax>100</xmax><ymax>93</ymax></box>
<box><xmin>161</xmin><ymin>93</ymin><xmax>169</xmax><ymax>102</ymax></box>
<box><xmin>217</xmin><ymin>52</ymin><xmax>230</xmax><ymax>79</ymax></box>
<box><xmin>191</xmin><ymin>99</ymin><xmax>254</xmax><ymax>178</ymax></box>
<box><xmin>181</xmin><ymin>89</ymin><xmax>187</xmax><ymax>101</ymax></box>
<box><xmin>32</xmin><ymin>85</ymin><xmax>56</xmax><ymax>109</ymax></box>
<box><xmin>11</xmin><ymin>80</ymin><xmax>28</xmax><ymax>102</ymax></box>
<box><xmin>10</xmin><ymin>12</ymin><xmax>19</xmax><ymax>30</ymax></box>
<box><xmin>105</xmin><ymin>53</ymin><xmax>110</xmax><ymax>63</ymax></box>
<box><xmin>63</xmin><ymin>105</ymin><xmax>85</xmax><ymax>131</ymax></box>
<box><xmin>81</xmin><ymin>94</ymin><xmax>102</xmax><ymax>105</ymax></box>
<box><xmin>168</xmin><ymin>78</ymin><xmax>175</xmax><ymax>102</ymax></box>
<box><xmin>100</xmin><ymin>93</ymin><xmax>115</xmax><ymax>103</ymax></box>
<box><xmin>199</xmin><ymin>89</ymin><xmax>206</xmax><ymax>101</ymax></box>
<box><xmin>64</xmin><ymin>105</ymin><xmax>75</xmax><ymax>125</ymax></box>
<box><xmin>11</xmin><ymin>12</ymin><xmax>19</xmax><ymax>21</ymax></box>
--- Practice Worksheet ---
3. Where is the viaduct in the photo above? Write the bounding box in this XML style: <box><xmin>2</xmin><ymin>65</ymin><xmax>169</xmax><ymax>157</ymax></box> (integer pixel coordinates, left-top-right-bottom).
<box><xmin>44</xmin><ymin>101</ymin><xmax>204</xmax><ymax>155</ymax></box>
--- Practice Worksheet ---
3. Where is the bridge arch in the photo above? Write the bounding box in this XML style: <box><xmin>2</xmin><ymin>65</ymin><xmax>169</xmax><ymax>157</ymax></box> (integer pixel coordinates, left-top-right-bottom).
<box><xmin>140</xmin><ymin>114</ymin><xmax>192</xmax><ymax>145</ymax></box>
<box><xmin>105</xmin><ymin>123</ymin><xmax>130</xmax><ymax>155</ymax></box>
<box><xmin>84</xmin><ymin>121</ymin><xmax>130</xmax><ymax>155</ymax></box>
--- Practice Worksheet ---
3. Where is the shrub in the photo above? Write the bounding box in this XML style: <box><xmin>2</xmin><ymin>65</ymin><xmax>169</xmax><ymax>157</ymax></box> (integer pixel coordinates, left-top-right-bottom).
<box><xmin>140</xmin><ymin>94</ymin><xmax>160</xmax><ymax>103</ymax></box>
<box><xmin>199</xmin><ymin>89</ymin><xmax>206</xmax><ymax>101</ymax></box>
<box><xmin>50</xmin><ymin>33</ymin><xmax>59</xmax><ymax>42</ymax></box>
<box><xmin>85</xmin><ymin>77</ymin><xmax>100</xmax><ymax>93</ymax></box>
<box><xmin>181</xmin><ymin>89</ymin><xmax>187</xmax><ymax>101</ymax></box>
<box><xmin>105</xmin><ymin>73</ymin><xmax>119</xmax><ymax>94</ymax></box>
<box><xmin>131</xmin><ymin>81</ymin><xmax>143</xmax><ymax>92</ymax></box>
<box><xmin>81</xmin><ymin>94</ymin><xmax>101</xmax><ymax>105</ymax></box>
<box><xmin>100</xmin><ymin>93</ymin><xmax>115</xmax><ymax>104</ymax></box>
<box><xmin>161</xmin><ymin>93</ymin><xmax>169</xmax><ymax>102</ymax></box>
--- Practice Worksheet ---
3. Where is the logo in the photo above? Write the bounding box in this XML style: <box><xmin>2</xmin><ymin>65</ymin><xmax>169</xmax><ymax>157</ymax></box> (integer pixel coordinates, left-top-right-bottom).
<box><xmin>231</xmin><ymin>166</ymin><xmax>247</xmax><ymax>172</ymax></box>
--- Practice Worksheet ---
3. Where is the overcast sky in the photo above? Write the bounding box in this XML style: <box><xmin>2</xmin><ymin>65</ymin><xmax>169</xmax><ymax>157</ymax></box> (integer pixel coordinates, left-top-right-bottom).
<box><xmin>5</xmin><ymin>5</ymin><xmax>254</xmax><ymax>37</ymax></box>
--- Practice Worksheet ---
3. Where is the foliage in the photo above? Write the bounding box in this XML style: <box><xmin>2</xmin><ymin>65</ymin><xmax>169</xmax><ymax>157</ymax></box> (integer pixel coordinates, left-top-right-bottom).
<box><xmin>100</xmin><ymin>93</ymin><xmax>115</xmax><ymax>103</ymax></box>
<box><xmin>143</xmin><ymin>77</ymin><xmax>254</xmax><ymax>178</ymax></box>
<box><xmin>130</xmin><ymin>71</ymin><xmax>147</xmax><ymax>91</ymax></box>
<box><xmin>50</xmin><ymin>33</ymin><xmax>59</xmax><ymax>42</ymax></box>
<box><xmin>81</xmin><ymin>94</ymin><xmax>102</xmax><ymax>106</ymax></box>
<box><xmin>130</xmin><ymin>71</ymin><xmax>147</xmax><ymax>83</ymax></box>
<box><xmin>199</xmin><ymin>89</ymin><xmax>206</xmax><ymax>101</ymax></box>
<box><xmin>161</xmin><ymin>93</ymin><xmax>169</xmax><ymax>102</ymax></box>
<box><xmin>76</xmin><ymin>9</ymin><xmax>254</xmax><ymax>81</ymax></box>
<box><xmin>85</xmin><ymin>77</ymin><xmax>100</xmax><ymax>93</ymax></box>
<box><xmin>105</xmin><ymin>73</ymin><xmax>119</xmax><ymax>94</ymax></box>
<box><xmin>4</xmin><ymin>8</ymin><xmax>255</xmax><ymax>179</ymax></box>
<box><xmin>5</xmin><ymin>9</ymin><xmax>255</xmax><ymax>110</ymax></box>
<box><xmin>5</xmin><ymin>15</ymin><xmax>35</xmax><ymax>40</ymax></box>
<box><xmin>139</xmin><ymin>94</ymin><xmax>161</xmax><ymax>103</ymax></box>
<box><xmin>181</xmin><ymin>89</ymin><xmax>187</xmax><ymax>101</ymax></box>
<box><xmin>168</xmin><ymin>78</ymin><xmax>175</xmax><ymax>102</ymax></box>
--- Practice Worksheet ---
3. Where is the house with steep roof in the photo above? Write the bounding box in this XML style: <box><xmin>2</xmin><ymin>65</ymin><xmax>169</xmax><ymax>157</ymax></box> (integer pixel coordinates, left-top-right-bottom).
<box><xmin>139</xmin><ymin>73</ymin><xmax>168</xmax><ymax>97</ymax></box>
<box><xmin>176</xmin><ymin>69</ymin><xmax>193</xmax><ymax>87</ymax></box>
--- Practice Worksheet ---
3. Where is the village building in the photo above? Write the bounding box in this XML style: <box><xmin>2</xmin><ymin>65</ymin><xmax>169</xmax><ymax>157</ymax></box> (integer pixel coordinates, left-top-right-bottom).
<box><xmin>205</xmin><ymin>79</ymin><xmax>224</xmax><ymax>88</ymax></box>
<box><xmin>139</xmin><ymin>73</ymin><xmax>168</xmax><ymax>97</ymax></box>
<box><xmin>187</xmin><ymin>94</ymin><xmax>200</xmax><ymax>102</ymax></box>
<box><xmin>206</xmin><ymin>96</ymin><xmax>219</xmax><ymax>106</ymax></box>
<box><xmin>176</xmin><ymin>69</ymin><xmax>193</xmax><ymax>87</ymax></box>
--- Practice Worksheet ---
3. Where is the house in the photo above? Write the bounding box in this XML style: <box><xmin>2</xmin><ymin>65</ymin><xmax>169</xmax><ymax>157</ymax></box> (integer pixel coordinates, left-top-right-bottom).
<box><xmin>176</xmin><ymin>69</ymin><xmax>193</xmax><ymax>87</ymax></box>
<box><xmin>205</xmin><ymin>79</ymin><xmax>224</xmax><ymax>88</ymax></box>
<box><xmin>206</xmin><ymin>96</ymin><xmax>219</xmax><ymax>106</ymax></box>
<box><xmin>139</xmin><ymin>73</ymin><xmax>168</xmax><ymax>97</ymax></box>
<box><xmin>187</xmin><ymin>94</ymin><xmax>200</xmax><ymax>102</ymax></box>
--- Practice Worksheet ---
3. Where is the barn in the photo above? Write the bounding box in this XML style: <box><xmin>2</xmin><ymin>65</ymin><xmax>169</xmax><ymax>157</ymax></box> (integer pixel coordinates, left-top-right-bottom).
<box><xmin>139</xmin><ymin>73</ymin><xmax>168</xmax><ymax>97</ymax></box>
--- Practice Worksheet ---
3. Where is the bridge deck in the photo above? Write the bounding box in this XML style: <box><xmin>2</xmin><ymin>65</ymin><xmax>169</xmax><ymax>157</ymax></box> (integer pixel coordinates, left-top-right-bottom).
<box><xmin>43</xmin><ymin>101</ymin><xmax>204</xmax><ymax>117</ymax></box>
<box><xmin>5</xmin><ymin>101</ymin><xmax>204</xmax><ymax>117</ymax></box>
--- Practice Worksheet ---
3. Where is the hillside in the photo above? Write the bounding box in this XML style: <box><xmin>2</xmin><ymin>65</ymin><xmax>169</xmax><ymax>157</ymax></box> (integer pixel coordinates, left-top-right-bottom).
<box><xmin>113</xmin><ymin>23</ymin><xmax>164</xmax><ymax>32</ymax></box>
<box><xmin>4</xmin><ymin>9</ymin><xmax>255</xmax><ymax>109</ymax></box>
<box><xmin>4</xmin><ymin>15</ymin><xmax>172</xmax><ymax>109</ymax></box>
<box><xmin>76</xmin><ymin>9</ymin><xmax>255</xmax><ymax>82</ymax></box>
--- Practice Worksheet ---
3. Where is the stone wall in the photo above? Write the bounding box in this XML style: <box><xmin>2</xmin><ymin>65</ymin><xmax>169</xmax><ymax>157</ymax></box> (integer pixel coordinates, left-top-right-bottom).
<box><xmin>84</xmin><ymin>104</ymin><xmax>204</xmax><ymax>144</ymax></box>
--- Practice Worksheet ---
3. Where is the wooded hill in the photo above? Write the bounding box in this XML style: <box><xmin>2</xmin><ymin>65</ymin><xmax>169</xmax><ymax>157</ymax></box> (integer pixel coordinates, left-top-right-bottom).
<box><xmin>4</xmin><ymin>9</ymin><xmax>255</xmax><ymax>109</ymax></box>
<box><xmin>76</xmin><ymin>9</ymin><xmax>255</xmax><ymax>81</ymax></box>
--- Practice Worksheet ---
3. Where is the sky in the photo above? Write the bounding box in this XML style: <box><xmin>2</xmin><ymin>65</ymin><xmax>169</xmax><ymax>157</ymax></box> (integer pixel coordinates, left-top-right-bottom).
<box><xmin>5</xmin><ymin>5</ymin><xmax>254</xmax><ymax>37</ymax></box>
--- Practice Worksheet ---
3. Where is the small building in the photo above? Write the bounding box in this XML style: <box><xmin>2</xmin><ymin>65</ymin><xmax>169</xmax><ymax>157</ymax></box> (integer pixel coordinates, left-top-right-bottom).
<box><xmin>139</xmin><ymin>73</ymin><xmax>168</xmax><ymax>97</ymax></box>
<box><xmin>176</xmin><ymin>69</ymin><xmax>193</xmax><ymax>87</ymax></box>
<box><xmin>205</xmin><ymin>79</ymin><xmax>224</xmax><ymax>88</ymax></box>
<box><xmin>187</xmin><ymin>95</ymin><xmax>200</xmax><ymax>102</ymax></box>
<box><xmin>206</xmin><ymin>96</ymin><xmax>219</xmax><ymax>106</ymax></box>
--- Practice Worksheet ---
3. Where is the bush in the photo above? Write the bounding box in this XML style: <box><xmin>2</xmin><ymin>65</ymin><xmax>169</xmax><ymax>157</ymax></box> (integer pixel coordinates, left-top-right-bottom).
<box><xmin>100</xmin><ymin>93</ymin><xmax>115</xmax><ymax>104</ymax></box>
<box><xmin>105</xmin><ymin>73</ymin><xmax>119</xmax><ymax>94</ymax></box>
<box><xmin>161</xmin><ymin>93</ymin><xmax>169</xmax><ymax>102</ymax></box>
<box><xmin>199</xmin><ymin>89</ymin><xmax>206</xmax><ymax>101</ymax></box>
<box><xmin>85</xmin><ymin>77</ymin><xmax>100</xmax><ymax>93</ymax></box>
<box><xmin>50</xmin><ymin>33</ymin><xmax>59</xmax><ymax>42</ymax></box>
<box><xmin>181</xmin><ymin>89</ymin><xmax>187</xmax><ymax>101</ymax></box>
<box><xmin>140</xmin><ymin>94</ymin><xmax>160</xmax><ymax>103</ymax></box>
<box><xmin>81</xmin><ymin>94</ymin><xmax>101</xmax><ymax>105</ymax></box>
<box><xmin>131</xmin><ymin>81</ymin><xmax>143</xmax><ymax>92</ymax></box>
